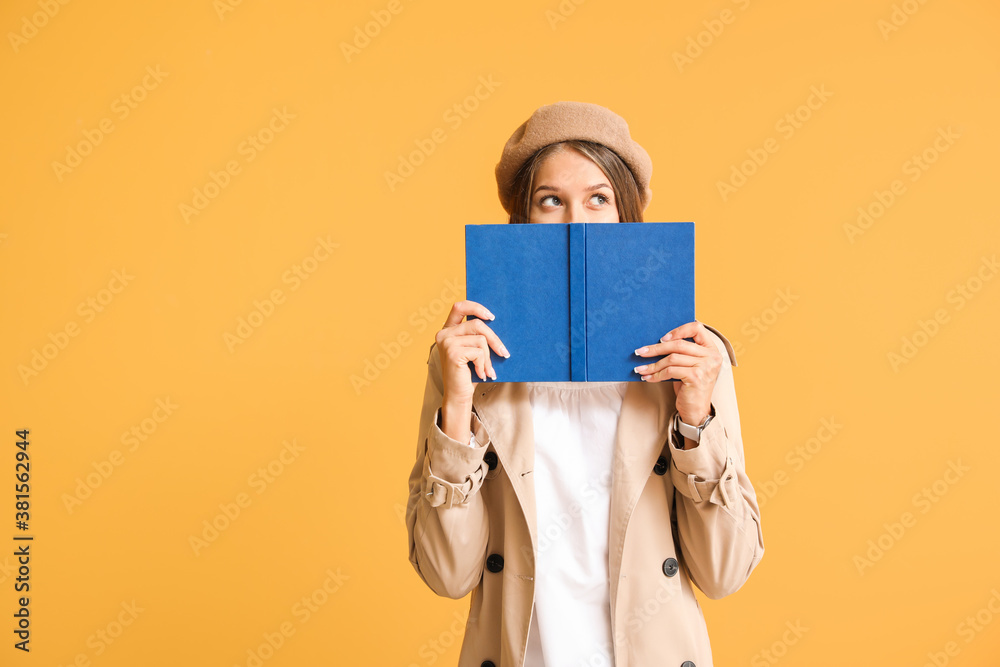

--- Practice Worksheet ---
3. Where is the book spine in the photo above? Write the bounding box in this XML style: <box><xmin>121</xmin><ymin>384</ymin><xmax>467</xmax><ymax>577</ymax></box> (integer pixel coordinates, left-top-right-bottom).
<box><xmin>569</xmin><ymin>223</ymin><xmax>587</xmax><ymax>381</ymax></box>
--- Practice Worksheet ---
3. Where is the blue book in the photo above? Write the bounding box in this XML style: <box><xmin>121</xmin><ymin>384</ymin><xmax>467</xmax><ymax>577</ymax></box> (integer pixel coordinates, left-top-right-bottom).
<box><xmin>465</xmin><ymin>222</ymin><xmax>695</xmax><ymax>382</ymax></box>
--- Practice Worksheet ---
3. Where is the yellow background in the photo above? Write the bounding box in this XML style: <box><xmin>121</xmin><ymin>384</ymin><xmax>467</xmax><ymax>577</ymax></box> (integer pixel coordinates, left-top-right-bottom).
<box><xmin>2</xmin><ymin>0</ymin><xmax>999</xmax><ymax>664</ymax></box>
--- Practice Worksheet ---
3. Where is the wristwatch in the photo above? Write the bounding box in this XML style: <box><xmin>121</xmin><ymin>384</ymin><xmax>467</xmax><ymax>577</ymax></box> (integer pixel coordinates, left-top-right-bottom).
<box><xmin>673</xmin><ymin>405</ymin><xmax>716</xmax><ymax>444</ymax></box>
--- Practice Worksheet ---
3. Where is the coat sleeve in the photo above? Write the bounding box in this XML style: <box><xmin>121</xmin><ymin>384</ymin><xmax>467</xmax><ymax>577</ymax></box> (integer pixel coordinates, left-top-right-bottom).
<box><xmin>668</xmin><ymin>325</ymin><xmax>765</xmax><ymax>600</ymax></box>
<box><xmin>406</xmin><ymin>340</ymin><xmax>492</xmax><ymax>600</ymax></box>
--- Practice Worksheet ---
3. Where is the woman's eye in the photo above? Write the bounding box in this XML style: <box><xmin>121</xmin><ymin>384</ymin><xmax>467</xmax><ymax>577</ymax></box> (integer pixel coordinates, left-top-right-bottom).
<box><xmin>538</xmin><ymin>193</ymin><xmax>611</xmax><ymax>207</ymax></box>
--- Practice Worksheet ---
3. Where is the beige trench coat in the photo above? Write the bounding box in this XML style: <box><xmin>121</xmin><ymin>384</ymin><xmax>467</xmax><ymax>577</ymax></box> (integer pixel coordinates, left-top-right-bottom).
<box><xmin>406</xmin><ymin>323</ymin><xmax>764</xmax><ymax>667</ymax></box>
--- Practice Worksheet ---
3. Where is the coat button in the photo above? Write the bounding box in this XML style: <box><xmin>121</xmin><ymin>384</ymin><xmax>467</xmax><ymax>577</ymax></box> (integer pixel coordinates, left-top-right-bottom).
<box><xmin>653</xmin><ymin>455</ymin><xmax>668</xmax><ymax>475</ymax></box>
<box><xmin>663</xmin><ymin>557</ymin><xmax>679</xmax><ymax>577</ymax></box>
<box><xmin>484</xmin><ymin>451</ymin><xmax>498</xmax><ymax>471</ymax></box>
<box><xmin>486</xmin><ymin>553</ymin><xmax>504</xmax><ymax>573</ymax></box>
<box><xmin>482</xmin><ymin>662</ymin><xmax>496</xmax><ymax>667</ymax></box>
<box><xmin>680</xmin><ymin>662</ymin><xmax>696</xmax><ymax>667</ymax></box>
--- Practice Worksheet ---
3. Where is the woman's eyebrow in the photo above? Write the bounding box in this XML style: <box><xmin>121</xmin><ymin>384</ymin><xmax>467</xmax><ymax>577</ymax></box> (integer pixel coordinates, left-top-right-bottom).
<box><xmin>532</xmin><ymin>183</ymin><xmax>612</xmax><ymax>195</ymax></box>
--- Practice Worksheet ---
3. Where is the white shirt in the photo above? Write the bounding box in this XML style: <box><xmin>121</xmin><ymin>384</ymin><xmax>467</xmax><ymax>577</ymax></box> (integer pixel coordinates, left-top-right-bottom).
<box><xmin>522</xmin><ymin>380</ymin><xmax>627</xmax><ymax>667</ymax></box>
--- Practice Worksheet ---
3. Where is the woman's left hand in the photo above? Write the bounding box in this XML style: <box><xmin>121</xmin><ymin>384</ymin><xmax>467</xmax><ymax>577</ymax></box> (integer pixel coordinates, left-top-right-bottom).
<box><xmin>632</xmin><ymin>320</ymin><xmax>722</xmax><ymax>425</ymax></box>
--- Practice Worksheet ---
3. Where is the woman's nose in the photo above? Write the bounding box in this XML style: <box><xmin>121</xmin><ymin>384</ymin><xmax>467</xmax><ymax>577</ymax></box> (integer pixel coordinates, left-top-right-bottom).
<box><xmin>564</xmin><ymin>201</ymin><xmax>587</xmax><ymax>223</ymax></box>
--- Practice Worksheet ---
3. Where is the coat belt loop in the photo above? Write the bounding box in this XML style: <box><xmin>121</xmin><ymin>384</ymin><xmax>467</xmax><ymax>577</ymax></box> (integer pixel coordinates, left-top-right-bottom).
<box><xmin>686</xmin><ymin>474</ymin><xmax>703</xmax><ymax>502</ymax></box>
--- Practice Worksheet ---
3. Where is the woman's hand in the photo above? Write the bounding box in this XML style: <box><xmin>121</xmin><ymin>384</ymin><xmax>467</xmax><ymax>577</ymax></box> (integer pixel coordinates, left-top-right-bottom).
<box><xmin>632</xmin><ymin>320</ymin><xmax>722</xmax><ymax>425</ymax></box>
<box><xmin>436</xmin><ymin>300</ymin><xmax>510</xmax><ymax>406</ymax></box>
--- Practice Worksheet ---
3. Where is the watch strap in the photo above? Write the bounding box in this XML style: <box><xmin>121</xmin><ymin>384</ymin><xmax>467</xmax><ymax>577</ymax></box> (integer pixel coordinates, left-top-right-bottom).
<box><xmin>673</xmin><ymin>404</ymin><xmax>716</xmax><ymax>444</ymax></box>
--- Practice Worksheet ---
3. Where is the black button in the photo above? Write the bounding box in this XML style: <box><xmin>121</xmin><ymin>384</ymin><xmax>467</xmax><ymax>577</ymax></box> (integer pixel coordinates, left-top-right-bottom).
<box><xmin>486</xmin><ymin>553</ymin><xmax>504</xmax><ymax>573</ymax></box>
<box><xmin>681</xmin><ymin>662</ymin><xmax>696</xmax><ymax>667</ymax></box>
<box><xmin>653</xmin><ymin>455</ymin><xmax>668</xmax><ymax>475</ymax></box>
<box><xmin>481</xmin><ymin>662</ymin><xmax>496</xmax><ymax>667</ymax></box>
<box><xmin>663</xmin><ymin>557</ymin><xmax>678</xmax><ymax>577</ymax></box>
<box><xmin>484</xmin><ymin>451</ymin><xmax>498</xmax><ymax>471</ymax></box>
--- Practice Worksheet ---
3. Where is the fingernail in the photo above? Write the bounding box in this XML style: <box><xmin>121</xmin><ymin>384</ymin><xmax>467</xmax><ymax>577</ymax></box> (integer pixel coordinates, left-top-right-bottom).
<box><xmin>660</xmin><ymin>333</ymin><xmax>672</xmax><ymax>342</ymax></box>
<box><xmin>486</xmin><ymin>311</ymin><xmax>496</xmax><ymax>320</ymax></box>
<box><xmin>501</xmin><ymin>346</ymin><xmax>510</xmax><ymax>358</ymax></box>
<box><xmin>635</xmin><ymin>347</ymin><xmax>648</xmax><ymax>355</ymax></box>
<box><xmin>489</xmin><ymin>368</ymin><xmax>497</xmax><ymax>380</ymax></box>
<box><xmin>634</xmin><ymin>365</ymin><xmax>646</xmax><ymax>373</ymax></box>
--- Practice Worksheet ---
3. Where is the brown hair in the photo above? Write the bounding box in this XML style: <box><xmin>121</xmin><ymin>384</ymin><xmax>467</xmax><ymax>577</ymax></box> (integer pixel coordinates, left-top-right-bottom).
<box><xmin>506</xmin><ymin>140</ymin><xmax>644</xmax><ymax>224</ymax></box>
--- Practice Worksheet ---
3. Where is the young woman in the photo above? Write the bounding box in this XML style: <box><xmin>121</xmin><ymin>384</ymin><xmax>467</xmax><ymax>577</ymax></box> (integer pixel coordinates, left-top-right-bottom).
<box><xmin>406</xmin><ymin>101</ymin><xmax>765</xmax><ymax>667</ymax></box>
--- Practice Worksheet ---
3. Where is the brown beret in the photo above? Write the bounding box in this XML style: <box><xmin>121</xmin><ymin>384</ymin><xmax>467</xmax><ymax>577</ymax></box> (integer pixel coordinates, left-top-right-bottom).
<box><xmin>494</xmin><ymin>101</ymin><xmax>653</xmax><ymax>215</ymax></box>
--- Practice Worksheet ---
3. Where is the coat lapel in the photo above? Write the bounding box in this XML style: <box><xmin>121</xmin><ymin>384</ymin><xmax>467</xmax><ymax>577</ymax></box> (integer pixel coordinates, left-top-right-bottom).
<box><xmin>608</xmin><ymin>380</ymin><xmax>675</xmax><ymax>604</ymax></box>
<box><xmin>472</xmin><ymin>381</ymin><xmax>537</xmax><ymax>553</ymax></box>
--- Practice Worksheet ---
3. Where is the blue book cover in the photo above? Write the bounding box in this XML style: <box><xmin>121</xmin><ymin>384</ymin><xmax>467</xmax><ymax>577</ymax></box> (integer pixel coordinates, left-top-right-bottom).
<box><xmin>465</xmin><ymin>222</ymin><xmax>695</xmax><ymax>382</ymax></box>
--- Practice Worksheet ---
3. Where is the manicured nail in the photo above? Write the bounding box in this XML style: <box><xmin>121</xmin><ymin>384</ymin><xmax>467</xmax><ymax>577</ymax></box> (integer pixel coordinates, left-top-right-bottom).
<box><xmin>634</xmin><ymin>365</ymin><xmax>646</xmax><ymax>373</ymax></box>
<box><xmin>500</xmin><ymin>346</ymin><xmax>510</xmax><ymax>358</ymax></box>
<box><xmin>489</xmin><ymin>367</ymin><xmax>497</xmax><ymax>380</ymax></box>
<box><xmin>660</xmin><ymin>333</ymin><xmax>672</xmax><ymax>342</ymax></box>
<box><xmin>485</xmin><ymin>310</ymin><xmax>496</xmax><ymax>320</ymax></box>
<box><xmin>635</xmin><ymin>347</ymin><xmax>648</xmax><ymax>355</ymax></box>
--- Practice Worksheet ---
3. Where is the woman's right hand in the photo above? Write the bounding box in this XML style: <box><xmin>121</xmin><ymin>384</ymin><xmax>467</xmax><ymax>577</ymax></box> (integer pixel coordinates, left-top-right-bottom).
<box><xmin>436</xmin><ymin>300</ymin><xmax>510</xmax><ymax>407</ymax></box>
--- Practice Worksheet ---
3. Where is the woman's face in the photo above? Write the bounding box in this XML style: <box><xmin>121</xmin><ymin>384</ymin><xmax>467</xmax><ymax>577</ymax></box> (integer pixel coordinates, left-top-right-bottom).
<box><xmin>528</xmin><ymin>147</ymin><xmax>620</xmax><ymax>224</ymax></box>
